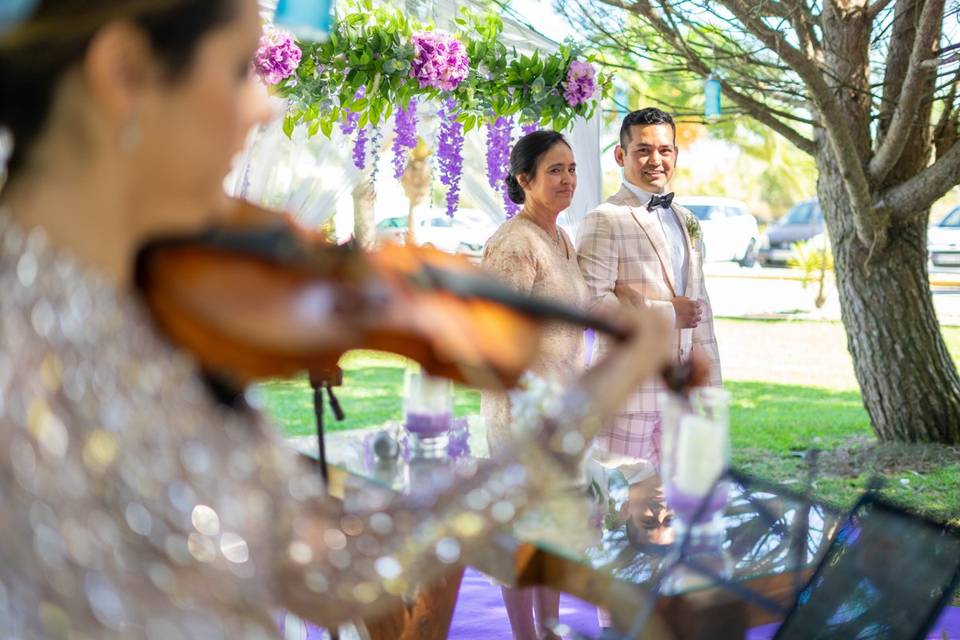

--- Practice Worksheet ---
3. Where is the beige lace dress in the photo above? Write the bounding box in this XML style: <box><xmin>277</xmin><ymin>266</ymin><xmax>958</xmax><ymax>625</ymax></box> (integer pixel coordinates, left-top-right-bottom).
<box><xmin>480</xmin><ymin>214</ymin><xmax>590</xmax><ymax>455</ymax></box>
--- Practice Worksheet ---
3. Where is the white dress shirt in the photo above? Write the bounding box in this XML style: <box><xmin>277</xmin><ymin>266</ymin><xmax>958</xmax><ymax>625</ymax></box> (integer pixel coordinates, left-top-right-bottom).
<box><xmin>622</xmin><ymin>180</ymin><xmax>688</xmax><ymax>296</ymax></box>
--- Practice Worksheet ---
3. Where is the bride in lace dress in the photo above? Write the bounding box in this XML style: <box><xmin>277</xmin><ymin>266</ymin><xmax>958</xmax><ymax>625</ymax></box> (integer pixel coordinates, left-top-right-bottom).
<box><xmin>480</xmin><ymin>131</ymin><xmax>590</xmax><ymax>640</ymax></box>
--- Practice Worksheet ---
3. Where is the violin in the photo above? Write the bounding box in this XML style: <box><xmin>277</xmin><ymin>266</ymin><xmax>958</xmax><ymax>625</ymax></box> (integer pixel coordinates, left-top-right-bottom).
<box><xmin>135</xmin><ymin>199</ymin><xmax>708</xmax><ymax>392</ymax></box>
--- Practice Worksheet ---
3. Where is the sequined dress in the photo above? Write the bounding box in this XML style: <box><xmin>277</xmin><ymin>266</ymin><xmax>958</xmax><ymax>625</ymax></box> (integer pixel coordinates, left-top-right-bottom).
<box><xmin>0</xmin><ymin>210</ymin><xmax>569</xmax><ymax>639</ymax></box>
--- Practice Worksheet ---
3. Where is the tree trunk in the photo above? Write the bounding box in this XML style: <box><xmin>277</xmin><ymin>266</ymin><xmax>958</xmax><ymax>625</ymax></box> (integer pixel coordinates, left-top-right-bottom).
<box><xmin>352</xmin><ymin>175</ymin><xmax>376</xmax><ymax>250</ymax></box>
<box><xmin>819</xmin><ymin>162</ymin><xmax>960</xmax><ymax>443</ymax></box>
<box><xmin>815</xmin><ymin>1</ymin><xmax>960</xmax><ymax>443</ymax></box>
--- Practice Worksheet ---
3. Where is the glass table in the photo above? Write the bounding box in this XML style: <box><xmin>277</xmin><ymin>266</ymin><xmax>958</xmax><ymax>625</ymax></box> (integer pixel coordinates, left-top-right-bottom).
<box><xmin>291</xmin><ymin>422</ymin><xmax>841</xmax><ymax>639</ymax></box>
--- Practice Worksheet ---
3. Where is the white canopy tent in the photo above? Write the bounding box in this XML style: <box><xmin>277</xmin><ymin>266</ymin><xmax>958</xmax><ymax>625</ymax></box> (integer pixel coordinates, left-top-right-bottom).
<box><xmin>231</xmin><ymin>0</ymin><xmax>602</xmax><ymax>241</ymax></box>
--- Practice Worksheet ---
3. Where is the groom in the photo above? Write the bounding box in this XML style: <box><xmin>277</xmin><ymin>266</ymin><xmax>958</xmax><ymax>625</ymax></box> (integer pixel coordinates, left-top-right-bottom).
<box><xmin>577</xmin><ymin>107</ymin><xmax>722</xmax><ymax>463</ymax></box>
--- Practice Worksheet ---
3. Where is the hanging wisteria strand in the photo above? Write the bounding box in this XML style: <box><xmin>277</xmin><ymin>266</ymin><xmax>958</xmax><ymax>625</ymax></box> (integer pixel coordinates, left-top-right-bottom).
<box><xmin>392</xmin><ymin>100</ymin><xmax>419</xmax><ymax>180</ymax></box>
<box><xmin>485</xmin><ymin>117</ymin><xmax>519</xmax><ymax>218</ymax></box>
<box><xmin>352</xmin><ymin>126</ymin><xmax>368</xmax><ymax>170</ymax></box>
<box><xmin>484</xmin><ymin>117</ymin><xmax>512</xmax><ymax>190</ymax></box>
<box><xmin>369</xmin><ymin>126</ymin><xmax>385</xmax><ymax>186</ymax></box>
<box><xmin>502</xmin><ymin>183</ymin><xmax>520</xmax><ymax>218</ymax></box>
<box><xmin>521</xmin><ymin>122</ymin><xmax>539</xmax><ymax>136</ymax></box>
<box><xmin>437</xmin><ymin>99</ymin><xmax>465</xmax><ymax>217</ymax></box>
<box><xmin>502</xmin><ymin>188</ymin><xmax>520</xmax><ymax>217</ymax></box>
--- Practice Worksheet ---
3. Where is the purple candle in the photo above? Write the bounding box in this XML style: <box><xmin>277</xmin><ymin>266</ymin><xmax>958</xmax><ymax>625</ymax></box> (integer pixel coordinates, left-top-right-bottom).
<box><xmin>405</xmin><ymin>411</ymin><xmax>452</xmax><ymax>437</ymax></box>
<box><xmin>665</xmin><ymin>484</ymin><xmax>729</xmax><ymax>525</ymax></box>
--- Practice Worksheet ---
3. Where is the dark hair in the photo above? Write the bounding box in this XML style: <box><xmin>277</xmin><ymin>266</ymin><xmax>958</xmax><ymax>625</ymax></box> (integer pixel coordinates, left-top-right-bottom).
<box><xmin>619</xmin><ymin>107</ymin><xmax>676</xmax><ymax>149</ymax></box>
<box><xmin>505</xmin><ymin>130</ymin><xmax>571</xmax><ymax>205</ymax></box>
<box><xmin>0</xmin><ymin>0</ymin><xmax>237</xmax><ymax>177</ymax></box>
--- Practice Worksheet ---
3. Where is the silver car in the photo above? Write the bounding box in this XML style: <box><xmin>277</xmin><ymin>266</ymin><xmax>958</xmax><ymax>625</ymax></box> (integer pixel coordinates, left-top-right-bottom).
<box><xmin>928</xmin><ymin>206</ymin><xmax>960</xmax><ymax>271</ymax></box>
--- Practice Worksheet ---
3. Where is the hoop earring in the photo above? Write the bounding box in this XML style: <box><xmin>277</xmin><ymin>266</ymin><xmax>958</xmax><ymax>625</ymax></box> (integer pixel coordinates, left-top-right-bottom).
<box><xmin>120</xmin><ymin>117</ymin><xmax>141</xmax><ymax>152</ymax></box>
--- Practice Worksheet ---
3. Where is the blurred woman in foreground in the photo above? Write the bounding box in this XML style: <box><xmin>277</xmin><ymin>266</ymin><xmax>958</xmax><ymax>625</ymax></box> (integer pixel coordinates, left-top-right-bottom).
<box><xmin>0</xmin><ymin>1</ymin><xmax>672</xmax><ymax>637</ymax></box>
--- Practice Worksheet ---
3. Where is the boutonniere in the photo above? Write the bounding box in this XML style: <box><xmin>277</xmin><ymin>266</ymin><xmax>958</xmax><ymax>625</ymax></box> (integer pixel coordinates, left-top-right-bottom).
<box><xmin>685</xmin><ymin>214</ymin><xmax>701</xmax><ymax>243</ymax></box>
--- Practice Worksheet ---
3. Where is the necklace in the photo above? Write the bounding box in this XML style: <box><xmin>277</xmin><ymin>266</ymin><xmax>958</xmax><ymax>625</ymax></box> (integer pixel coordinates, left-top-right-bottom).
<box><xmin>519</xmin><ymin>209</ymin><xmax>568</xmax><ymax>258</ymax></box>
<box><xmin>520</xmin><ymin>209</ymin><xmax>561</xmax><ymax>245</ymax></box>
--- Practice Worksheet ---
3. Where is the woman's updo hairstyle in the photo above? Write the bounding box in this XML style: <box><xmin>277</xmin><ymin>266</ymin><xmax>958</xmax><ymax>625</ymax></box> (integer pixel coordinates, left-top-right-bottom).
<box><xmin>0</xmin><ymin>0</ymin><xmax>237</xmax><ymax>178</ymax></box>
<box><xmin>505</xmin><ymin>129</ymin><xmax>570</xmax><ymax>205</ymax></box>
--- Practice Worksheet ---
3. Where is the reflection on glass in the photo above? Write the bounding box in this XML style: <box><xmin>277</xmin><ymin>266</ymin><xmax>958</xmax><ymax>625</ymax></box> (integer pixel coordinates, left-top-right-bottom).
<box><xmin>660</xmin><ymin>388</ymin><xmax>732</xmax><ymax>542</ymax></box>
<box><xmin>774</xmin><ymin>498</ymin><xmax>960</xmax><ymax>639</ymax></box>
<box><xmin>625</xmin><ymin>475</ymin><xmax>675</xmax><ymax>549</ymax></box>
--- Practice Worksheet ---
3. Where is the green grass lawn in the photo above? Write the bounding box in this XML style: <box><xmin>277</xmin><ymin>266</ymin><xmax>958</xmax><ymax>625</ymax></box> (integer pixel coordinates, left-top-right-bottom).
<box><xmin>260</xmin><ymin>322</ymin><xmax>960</xmax><ymax>524</ymax></box>
<box><xmin>258</xmin><ymin>351</ymin><xmax>482</xmax><ymax>437</ymax></box>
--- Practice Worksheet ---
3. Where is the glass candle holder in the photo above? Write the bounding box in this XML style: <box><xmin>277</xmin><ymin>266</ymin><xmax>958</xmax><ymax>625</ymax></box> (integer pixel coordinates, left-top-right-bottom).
<box><xmin>403</xmin><ymin>370</ymin><xmax>453</xmax><ymax>458</ymax></box>
<box><xmin>660</xmin><ymin>387</ymin><xmax>732</xmax><ymax>542</ymax></box>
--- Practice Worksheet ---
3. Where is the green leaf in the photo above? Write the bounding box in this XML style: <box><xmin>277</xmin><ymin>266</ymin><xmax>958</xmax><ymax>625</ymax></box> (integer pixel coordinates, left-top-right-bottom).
<box><xmin>282</xmin><ymin>114</ymin><xmax>296</xmax><ymax>138</ymax></box>
<box><xmin>320</xmin><ymin>118</ymin><xmax>334</xmax><ymax>138</ymax></box>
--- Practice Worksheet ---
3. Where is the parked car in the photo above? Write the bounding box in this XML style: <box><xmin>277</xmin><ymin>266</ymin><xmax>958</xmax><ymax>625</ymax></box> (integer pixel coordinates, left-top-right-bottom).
<box><xmin>375</xmin><ymin>208</ymin><xmax>497</xmax><ymax>259</ymax></box>
<box><xmin>375</xmin><ymin>216</ymin><xmax>408</xmax><ymax>245</ymax></box>
<box><xmin>928</xmin><ymin>205</ymin><xmax>960</xmax><ymax>270</ymax></box>
<box><xmin>676</xmin><ymin>196</ymin><xmax>760</xmax><ymax>266</ymax></box>
<box><xmin>758</xmin><ymin>199</ymin><xmax>825</xmax><ymax>266</ymax></box>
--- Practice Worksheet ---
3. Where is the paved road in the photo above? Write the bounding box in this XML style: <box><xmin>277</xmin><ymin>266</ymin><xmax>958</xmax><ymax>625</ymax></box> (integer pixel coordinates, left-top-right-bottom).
<box><xmin>704</xmin><ymin>263</ymin><xmax>960</xmax><ymax>327</ymax></box>
<box><xmin>703</xmin><ymin>263</ymin><xmax>960</xmax><ymax>390</ymax></box>
<box><xmin>715</xmin><ymin>318</ymin><xmax>858</xmax><ymax>389</ymax></box>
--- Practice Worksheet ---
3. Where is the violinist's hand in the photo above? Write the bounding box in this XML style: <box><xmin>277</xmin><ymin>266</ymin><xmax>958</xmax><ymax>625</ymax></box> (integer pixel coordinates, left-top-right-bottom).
<box><xmin>574</xmin><ymin>307</ymin><xmax>673</xmax><ymax>439</ymax></box>
<box><xmin>613</xmin><ymin>282</ymin><xmax>645</xmax><ymax>309</ymax></box>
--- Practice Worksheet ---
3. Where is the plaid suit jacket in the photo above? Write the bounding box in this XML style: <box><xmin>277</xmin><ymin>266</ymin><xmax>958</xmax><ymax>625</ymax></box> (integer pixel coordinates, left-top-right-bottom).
<box><xmin>576</xmin><ymin>184</ymin><xmax>722</xmax><ymax>461</ymax></box>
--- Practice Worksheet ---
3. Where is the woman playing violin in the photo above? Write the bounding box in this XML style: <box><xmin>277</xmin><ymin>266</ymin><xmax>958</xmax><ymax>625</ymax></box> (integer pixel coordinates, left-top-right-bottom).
<box><xmin>0</xmin><ymin>1</ymin><xmax>674</xmax><ymax>637</ymax></box>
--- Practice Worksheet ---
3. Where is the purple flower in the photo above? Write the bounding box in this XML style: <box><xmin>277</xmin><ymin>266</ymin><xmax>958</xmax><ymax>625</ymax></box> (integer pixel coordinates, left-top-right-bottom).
<box><xmin>485</xmin><ymin>117</ymin><xmax>512</xmax><ymax>190</ymax></box>
<box><xmin>254</xmin><ymin>28</ymin><xmax>302</xmax><ymax>86</ymax></box>
<box><xmin>562</xmin><ymin>60</ymin><xmax>597</xmax><ymax>107</ymax></box>
<box><xmin>340</xmin><ymin>87</ymin><xmax>366</xmax><ymax>136</ymax></box>
<box><xmin>521</xmin><ymin>122</ymin><xmax>539</xmax><ymax>136</ymax></box>
<box><xmin>447</xmin><ymin>418</ymin><xmax>471</xmax><ymax>458</ymax></box>
<box><xmin>410</xmin><ymin>31</ymin><xmax>470</xmax><ymax>91</ymax></box>
<box><xmin>485</xmin><ymin>117</ymin><xmax>519</xmax><ymax>217</ymax></box>
<box><xmin>437</xmin><ymin>99</ymin><xmax>465</xmax><ymax>217</ymax></box>
<box><xmin>391</xmin><ymin>99</ymin><xmax>419</xmax><ymax>180</ymax></box>
<box><xmin>353</xmin><ymin>126</ymin><xmax>368</xmax><ymax>170</ymax></box>
<box><xmin>502</xmin><ymin>184</ymin><xmax>520</xmax><ymax>218</ymax></box>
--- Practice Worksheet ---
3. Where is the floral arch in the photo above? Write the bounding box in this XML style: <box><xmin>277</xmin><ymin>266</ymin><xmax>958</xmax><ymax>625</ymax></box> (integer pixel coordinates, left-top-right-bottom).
<box><xmin>236</xmin><ymin>0</ymin><xmax>607</xmax><ymax>237</ymax></box>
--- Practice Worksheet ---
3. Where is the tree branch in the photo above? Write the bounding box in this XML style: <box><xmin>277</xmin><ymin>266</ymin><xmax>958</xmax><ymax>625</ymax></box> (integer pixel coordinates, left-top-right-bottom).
<box><xmin>783</xmin><ymin>0</ymin><xmax>823</xmax><ymax>59</ymax></box>
<box><xmin>881</xmin><ymin>138</ymin><xmax>960</xmax><ymax>218</ymax></box>
<box><xmin>609</xmin><ymin>0</ymin><xmax>818</xmax><ymax>153</ymax></box>
<box><xmin>933</xmin><ymin>68</ymin><xmax>960</xmax><ymax>159</ymax></box>
<box><xmin>869</xmin><ymin>0</ymin><xmax>945</xmax><ymax>183</ymax></box>
<box><xmin>720</xmin><ymin>0</ymin><xmax>879</xmax><ymax>243</ymax></box>
<box><xmin>868</xmin><ymin>0</ymin><xmax>897</xmax><ymax>20</ymax></box>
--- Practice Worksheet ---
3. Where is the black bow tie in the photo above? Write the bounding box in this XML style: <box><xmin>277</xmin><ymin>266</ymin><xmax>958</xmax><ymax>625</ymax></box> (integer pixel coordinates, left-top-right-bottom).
<box><xmin>648</xmin><ymin>193</ymin><xmax>674</xmax><ymax>210</ymax></box>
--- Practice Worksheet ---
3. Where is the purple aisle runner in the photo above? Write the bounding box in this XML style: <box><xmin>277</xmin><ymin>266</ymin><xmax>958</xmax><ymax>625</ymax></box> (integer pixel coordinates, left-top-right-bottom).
<box><xmin>447</xmin><ymin>568</ymin><xmax>601</xmax><ymax>639</ymax></box>
<box><xmin>280</xmin><ymin>571</ymin><xmax>960</xmax><ymax>639</ymax></box>
<box><xmin>276</xmin><ymin>567</ymin><xmax>600</xmax><ymax>639</ymax></box>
